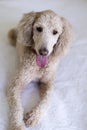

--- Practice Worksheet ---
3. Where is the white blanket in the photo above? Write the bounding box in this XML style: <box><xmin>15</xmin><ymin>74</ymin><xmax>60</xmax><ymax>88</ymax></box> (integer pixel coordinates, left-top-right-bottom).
<box><xmin>0</xmin><ymin>0</ymin><xmax>87</xmax><ymax>130</ymax></box>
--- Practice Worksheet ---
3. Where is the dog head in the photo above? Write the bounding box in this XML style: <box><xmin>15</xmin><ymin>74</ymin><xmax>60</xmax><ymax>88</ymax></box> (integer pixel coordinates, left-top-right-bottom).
<box><xmin>15</xmin><ymin>10</ymin><xmax>73</xmax><ymax>67</ymax></box>
<box><xmin>17</xmin><ymin>10</ymin><xmax>72</xmax><ymax>57</ymax></box>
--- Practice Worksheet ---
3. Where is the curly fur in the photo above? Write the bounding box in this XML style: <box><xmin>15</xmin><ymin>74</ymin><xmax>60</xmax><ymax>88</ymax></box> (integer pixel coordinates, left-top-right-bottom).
<box><xmin>7</xmin><ymin>10</ymin><xmax>73</xmax><ymax>130</ymax></box>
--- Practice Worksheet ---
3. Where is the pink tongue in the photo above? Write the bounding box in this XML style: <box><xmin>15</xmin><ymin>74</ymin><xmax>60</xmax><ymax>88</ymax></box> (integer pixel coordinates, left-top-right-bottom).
<box><xmin>36</xmin><ymin>55</ymin><xmax>48</xmax><ymax>67</ymax></box>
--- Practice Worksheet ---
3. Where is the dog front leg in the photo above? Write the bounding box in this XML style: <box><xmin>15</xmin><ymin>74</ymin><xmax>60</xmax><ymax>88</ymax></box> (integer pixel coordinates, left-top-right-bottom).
<box><xmin>24</xmin><ymin>79</ymin><xmax>54</xmax><ymax>127</ymax></box>
<box><xmin>7</xmin><ymin>66</ymin><xmax>34</xmax><ymax>130</ymax></box>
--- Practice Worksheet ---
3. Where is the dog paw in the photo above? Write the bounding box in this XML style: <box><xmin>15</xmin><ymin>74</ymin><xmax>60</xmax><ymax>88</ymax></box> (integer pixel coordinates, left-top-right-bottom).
<box><xmin>24</xmin><ymin>110</ymin><xmax>41</xmax><ymax>127</ymax></box>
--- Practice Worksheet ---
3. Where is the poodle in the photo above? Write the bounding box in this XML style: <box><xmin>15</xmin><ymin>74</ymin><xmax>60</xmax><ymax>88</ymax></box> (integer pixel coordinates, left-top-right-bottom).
<box><xmin>7</xmin><ymin>10</ymin><xmax>72</xmax><ymax>130</ymax></box>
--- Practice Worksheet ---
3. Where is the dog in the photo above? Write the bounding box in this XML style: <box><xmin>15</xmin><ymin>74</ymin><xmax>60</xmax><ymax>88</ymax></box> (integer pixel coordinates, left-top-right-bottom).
<box><xmin>7</xmin><ymin>10</ymin><xmax>72</xmax><ymax>130</ymax></box>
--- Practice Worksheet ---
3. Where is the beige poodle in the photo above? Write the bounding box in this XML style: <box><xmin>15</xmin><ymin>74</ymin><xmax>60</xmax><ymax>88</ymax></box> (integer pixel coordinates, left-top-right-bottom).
<box><xmin>7</xmin><ymin>10</ymin><xmax>72</xmax><ymax>130</ymax></box>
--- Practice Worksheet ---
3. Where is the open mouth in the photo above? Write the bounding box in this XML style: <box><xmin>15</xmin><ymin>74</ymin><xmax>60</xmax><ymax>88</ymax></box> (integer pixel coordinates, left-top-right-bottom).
<box><xmin>35</xmin><ymin>47</ymin><xmax>49</xmax><ymax>67</ymax></box>
<box><xmin>36</xmin><ymin>55</ymin><xmax>48</xmax><ymax>67</ymax></box>
<box><xmin>31</xmin><ymin>47</ymin><xmax>48</xmax><ymax>67</ymax></box>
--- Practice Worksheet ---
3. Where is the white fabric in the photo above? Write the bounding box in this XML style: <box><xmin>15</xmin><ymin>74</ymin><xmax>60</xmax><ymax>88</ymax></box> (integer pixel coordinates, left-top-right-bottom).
<box><xmin>0</xmin><ymin>0</ymin><xmax>87</xmax><ymax>130</ymax></box>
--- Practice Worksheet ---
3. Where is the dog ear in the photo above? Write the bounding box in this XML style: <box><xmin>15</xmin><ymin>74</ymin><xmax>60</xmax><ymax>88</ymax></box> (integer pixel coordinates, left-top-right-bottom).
<box><xmin>17</xmin><ymin>12</ymin><xmax>37</xmax><ymax>46</ymax></box>
<box><xmin>52</xmin><ymin>17</ymin><xmax>73</xmax><ymax>57</ymax></box>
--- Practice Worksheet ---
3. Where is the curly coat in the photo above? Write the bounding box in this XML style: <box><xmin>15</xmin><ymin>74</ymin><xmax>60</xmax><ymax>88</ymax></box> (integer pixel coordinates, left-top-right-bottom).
<box><xmin>7</xmin><ymin>10</ymin><xmax>72</xmax><ymax>130</ymax></box>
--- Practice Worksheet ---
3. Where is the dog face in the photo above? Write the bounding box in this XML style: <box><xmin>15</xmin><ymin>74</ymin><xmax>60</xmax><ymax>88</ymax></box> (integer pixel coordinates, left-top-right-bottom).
<box><xmin>17</xmin><ymin>10</ymin><xmax>72</xmax><ymax>57</ymax></box>
<box><xmin>33</xmin><ymin>13</ymin><xmax>63</xmax><ymax>56</ymax></box>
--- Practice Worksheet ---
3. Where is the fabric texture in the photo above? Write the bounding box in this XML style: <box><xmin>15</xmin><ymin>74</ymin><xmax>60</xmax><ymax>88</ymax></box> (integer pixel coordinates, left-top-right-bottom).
<box><xmin>0</xmin><ymin>0</ymin><xmax>87</xmax><ymax>130</ymax></box>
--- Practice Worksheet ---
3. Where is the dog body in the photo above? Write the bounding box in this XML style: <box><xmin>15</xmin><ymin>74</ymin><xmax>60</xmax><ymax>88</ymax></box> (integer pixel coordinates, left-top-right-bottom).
<box><xmin>7</xmin><ymin>10</ymin><xmax>72</xmax><ymax>130</ymax></box>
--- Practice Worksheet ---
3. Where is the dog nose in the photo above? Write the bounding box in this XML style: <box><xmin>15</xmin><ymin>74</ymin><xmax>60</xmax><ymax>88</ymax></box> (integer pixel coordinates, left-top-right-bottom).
<box><xmin>39</xmin><ymin>48</ymin><xmax>48</xmax><ymax>56</ymax></box>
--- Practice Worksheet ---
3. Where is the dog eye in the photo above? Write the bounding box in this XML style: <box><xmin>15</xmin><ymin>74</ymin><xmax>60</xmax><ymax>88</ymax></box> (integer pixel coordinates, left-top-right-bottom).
<box><xmin>53</xmin><ymin>30</ymin><xmax>58</xmax><ymax>35</ymax></box>
<box><xmin>36</xmin><ymin>27</ymin><xmax>43</xmax><ymax>32</ymax></box>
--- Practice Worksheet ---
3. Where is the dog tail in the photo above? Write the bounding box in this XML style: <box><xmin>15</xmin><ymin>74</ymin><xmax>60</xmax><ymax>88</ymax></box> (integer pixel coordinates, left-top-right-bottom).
<box><xmin>8</xmin><ymin>28</ymin><xmax>17</xmax><ymax>46</ymax></box>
